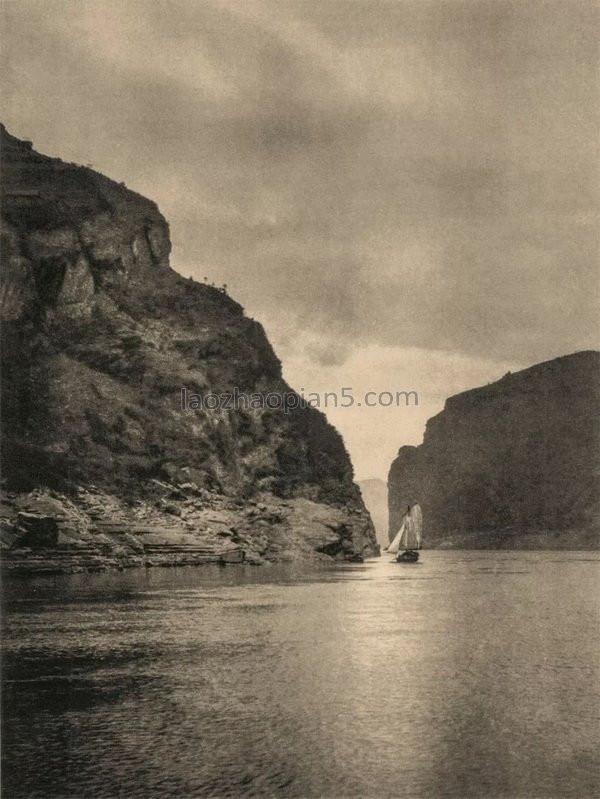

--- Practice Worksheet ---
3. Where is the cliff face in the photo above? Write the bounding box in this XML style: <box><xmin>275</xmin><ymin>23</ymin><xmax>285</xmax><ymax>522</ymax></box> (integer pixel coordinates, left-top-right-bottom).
<box><xmin>0</xmin><ymin>126</ymin><xmax>378</xmax><ymax>571</ymax></box>
<box><xmin>388</xmin><ymin>352</ymin><xmax>600</xmax><ymax>548</ymax></box>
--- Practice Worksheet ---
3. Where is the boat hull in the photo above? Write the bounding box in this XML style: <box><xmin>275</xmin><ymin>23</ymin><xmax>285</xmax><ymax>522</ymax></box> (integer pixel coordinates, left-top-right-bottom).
<box><xmin>395</xmin><ymin>550</ymin><xmax>420</xmax><ymax>563</ymax></box>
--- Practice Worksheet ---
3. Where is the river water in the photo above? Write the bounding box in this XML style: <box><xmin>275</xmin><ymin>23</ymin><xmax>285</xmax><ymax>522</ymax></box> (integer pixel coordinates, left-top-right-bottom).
<box><xmin>2</xmin><ymin>551</ymin><xmax>599</xmax><ymax>798</ymax></box>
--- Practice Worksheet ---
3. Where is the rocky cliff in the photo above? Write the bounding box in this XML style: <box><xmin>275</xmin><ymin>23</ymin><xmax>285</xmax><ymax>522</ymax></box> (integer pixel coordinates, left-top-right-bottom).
<box><xmin>0</xmin><ymin>125</ymin><xmax>378</xmax><ymax>571</ymax></box>
<box><xmin>388</xmin><ymin>352</ymin><xmax>600</xmax><ymax>548</ymax></box>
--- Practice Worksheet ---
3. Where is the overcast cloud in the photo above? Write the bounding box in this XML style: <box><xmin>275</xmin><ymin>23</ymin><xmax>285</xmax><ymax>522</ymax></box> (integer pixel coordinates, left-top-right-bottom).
<box><xmin>3</xmin><ymin>0</ymin><xmax>598</xmax><ymax>477</ymax></box>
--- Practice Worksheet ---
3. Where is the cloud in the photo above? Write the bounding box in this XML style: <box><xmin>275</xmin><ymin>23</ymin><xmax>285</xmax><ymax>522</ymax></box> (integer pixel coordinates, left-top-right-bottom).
<box><xmin>280</xmin><ymin>341</ymin><xmax>523</xmax><ymax>479</ymax></box>
<box><xmin>3</xmin><ymin>0</ymin><xmax>598</xmax><ymax>475</ymax></box>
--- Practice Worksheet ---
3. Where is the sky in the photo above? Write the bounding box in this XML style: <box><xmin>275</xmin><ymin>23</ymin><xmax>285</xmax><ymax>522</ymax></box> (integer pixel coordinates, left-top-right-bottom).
<box><xmin>3</xmin><ymin>0</ymin><xmax>598</xmax><ymax>479</ymax></box>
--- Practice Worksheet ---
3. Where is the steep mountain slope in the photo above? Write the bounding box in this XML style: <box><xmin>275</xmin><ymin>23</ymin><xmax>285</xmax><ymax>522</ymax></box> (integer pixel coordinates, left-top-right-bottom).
<box><xmin>0</xmin><ymin>125</ymin><xmax>378</xmax><ymax>571</ymax></box>
<box><xmin>388</xmin><ymin>352</ymin><xmax>600</xmax><ymax>548</ymax></box>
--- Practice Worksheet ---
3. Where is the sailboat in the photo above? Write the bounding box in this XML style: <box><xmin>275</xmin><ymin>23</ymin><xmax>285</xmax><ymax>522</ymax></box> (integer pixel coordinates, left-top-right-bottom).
<box><xmin>386</xmin><ymin>504</ymin><xmax>423</xmax><ymax>563</ymax></box>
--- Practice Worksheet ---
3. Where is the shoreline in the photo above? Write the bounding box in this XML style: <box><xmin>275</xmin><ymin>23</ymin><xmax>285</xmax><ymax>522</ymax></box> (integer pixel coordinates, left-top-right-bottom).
<box><xmin>3</xmin><ymin>543</ymin><xmax>599</xmax><ymax>577</ymax></box>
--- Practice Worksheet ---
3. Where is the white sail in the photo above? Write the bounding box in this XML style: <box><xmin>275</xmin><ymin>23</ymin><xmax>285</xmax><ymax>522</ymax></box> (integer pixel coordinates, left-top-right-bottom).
<box><xmin>399</xmin><ymin>515</ymin><xmax>415</xmax><ymax>549</ymax></box>
<box><xmin>387</xmin><ymin>519</ymin><xmax>405</xmax><ymax>554</ymax></box>
<box><xmin>390</xmin><ymin>504</ymin><xmax>423</xmax><ymax>552</ymax></box>
<box><xmin>411</xmin><ymin>504</ymin><xmax>423</xmax><ymax>549</ymax></box>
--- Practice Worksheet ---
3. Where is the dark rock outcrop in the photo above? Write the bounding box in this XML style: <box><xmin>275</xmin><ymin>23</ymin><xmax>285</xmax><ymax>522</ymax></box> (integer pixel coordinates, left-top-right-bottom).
<box><xmin>388</xmin><ymin>352</ymin><xmax>600</xmax><ymax>548</ymax></box>
<box><xmin>0</xmin><ymin>125</ymin><xmax>378</xmax><ymax>571</ymax></box>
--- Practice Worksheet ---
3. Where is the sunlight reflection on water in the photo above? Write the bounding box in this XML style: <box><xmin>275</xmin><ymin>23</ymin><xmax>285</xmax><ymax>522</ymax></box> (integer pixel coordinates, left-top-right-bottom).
<box><xmin>2</xmin><ymin>551</ymin><xmax>599</xmax><ymax>798</ymax></box>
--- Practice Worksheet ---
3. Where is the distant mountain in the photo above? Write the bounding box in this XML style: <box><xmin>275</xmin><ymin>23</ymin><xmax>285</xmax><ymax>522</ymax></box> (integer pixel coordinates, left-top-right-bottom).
<box><xmin>0</xmin><ymin>125</ymin><xmax>378</xmax><ymax>571</ymax></box>
<box><xmin>388</xmin><ymin>352</ymin><xmax>600</xmax><ymax>549</ymax></box>
<box><xmin>358</xmin><ymin>479</ymin><xmax>388</xmax><ymax>547</ymax></box>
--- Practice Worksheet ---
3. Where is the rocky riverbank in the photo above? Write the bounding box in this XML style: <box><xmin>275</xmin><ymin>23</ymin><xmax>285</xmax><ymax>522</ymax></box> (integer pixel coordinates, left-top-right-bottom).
<box><xmin>1</xmin><ymin>480</ymin><xmax>375</xmax><ymax>574</ymax></box>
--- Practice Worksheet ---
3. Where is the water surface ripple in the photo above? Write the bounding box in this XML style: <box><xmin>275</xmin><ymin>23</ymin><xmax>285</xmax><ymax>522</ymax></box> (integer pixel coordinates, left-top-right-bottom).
<box><xmin>2</xmin><ymin>551</ymin><xmax>599</xmax><ymax>798</ymax></box>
